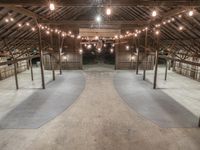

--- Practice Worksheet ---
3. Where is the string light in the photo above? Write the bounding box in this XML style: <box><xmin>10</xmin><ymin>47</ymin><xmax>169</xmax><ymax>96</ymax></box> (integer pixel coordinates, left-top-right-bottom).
<box><xmin>10</xmin><ymin>17</ymin><xmax>14</xmax><ymax>22</ymax></box>
<box><xmin>46</xmin><ymin>30</ymin><xmax>50</xmax><ymax>35</ymax></box>
<box><xmin>155</xmin><ymin>30</ymin><xmax>160</xmax><ymax>35</ymax></box>
<box><xmin>49</xmin><ymin>3</ymin><xmax>55</xmax><ymax>11</ymax></box>
<box><xmin>106</xmin><ymin>8</ymin><xmax>111</xmax><ymax>16</ymax></box>
<box><xmin>26</xmin><ymin>22</ymin><xmax>30</xmax><ymax>26</ymax></box>
<box><xmin>31</xmin><ymin>27</ymin><xmax>35</xmax><ymax>31</ymax></box>
<box><xmin>18</xmin><ymin>23</ymin><xmax>22</xmax><ymax>27</ymax></box>
<box><xmin>152</xmin><ymin>10</ymin><xmax>157</xmax><ymax>17</ymax></box>
<box><xmin>110</xmin><ymin>48</ymin><xmax>114</xmax><ymax>53</ymax></box>
<box><xmin>179</xmin><ymin>26</ymin><xmax>184</xmax><ymax>31</ymax></box>
<box><xmin>188</xmin><ymin>10</ymin><xmax>194</xmax><ymax>16</ymax></box>
<box><xmin>79</xmin><ymin>49</ymin><xmax>83</xmax><ymax>54</ymax></box>
<box><xmin>97</xmin><ymin>48</ymin><xmax>101</xmax><ymax>53</ymax></box>
<box><xmin>96</xmin><ymin>15</ymin><xmax>102</xmax><ymax>23</ymax></box>
<box><xmin>126</xmin><ymin>45</ymin><xmax>130</xmax><ymax>50</ymax></box>
<box><xmin>5</xmin><ymin>18</ymin><xmax>9</xmax><ymax>22</ymax></box>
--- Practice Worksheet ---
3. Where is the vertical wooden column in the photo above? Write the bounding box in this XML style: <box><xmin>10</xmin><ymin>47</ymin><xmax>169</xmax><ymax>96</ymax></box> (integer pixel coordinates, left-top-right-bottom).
<box><xmin>115</xmin><ymin>39</ymin><xmax>119</xmax><ymax>70</ymax></box>
<box><xmin>30</xmin><ymin>58</ymin><xmax>34</xmax><ymax>81</ymax></box>
<box><xmin>153</xmin><ymin>35</ymin><xmax>160</xmax><ymax>89</ymax></box>
<box><xmin>143</xmin><ymin>29</ymin><xmax>148</xmax><ymax>80</ymax></box>
<box><xmin>165</xmin><ymin>59</ymin><xmax>168</xmax><ymax>81</ymax></box>
<box><xmin>38</xmin><ymin>26</ymin><xmax>45</xmax><ymax>89</ymax></box>
<box><xmin>58</xmin><ymin>35</ymin><xmax>62</xmax><ymax>75</ymax></box>
<box><xmin>50</xmin><ymin>32</ymin><xmax>55</xmax><ymax>80</ymax></box>
<box><xmin>136</xmin><ymin>48</ymin><xmax>139</xmax><ymax>74</ymax></box>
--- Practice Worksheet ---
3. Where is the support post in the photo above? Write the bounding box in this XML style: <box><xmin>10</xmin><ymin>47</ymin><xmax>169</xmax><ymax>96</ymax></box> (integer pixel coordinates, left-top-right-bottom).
<box><xmin>153</xmin><ymin>35</ymin><xmax>159</xmax><ymax>89</ymax></box>
<box><xmin>50</xmin><ymin>32</ymin><xmax>55</xmax><ymax>80</ymax></box>
<box><xmin>143</xmin><ymin>29</ymin><xmax>148</xmax><ymax>80</ymax></box>
<box><xmin>50</xmin><ymin>54</ymin><xmax>55</xmax><ymax>80</ymax></box>
<box><xmin>38</xmin><ymin>26</ymin><xmax>45</xmax><ymax>89</ymax></box>
<box><xmin>30</xmin><ymin>58</ymin><xmax>34</xmax><ymax>81</ymax></box>
<box><xmin>58</xmin><ymin>35</ymin><xmax>62</xmax><ymax>75</ymax></box>
<box><xmin>136</xmin><ymin>48</ymin><xmax>139</xmax><ymax>74</ymax></box>
<box><xmin>153</xmin><ymin>49</ymin><xmax>158</xmax><ymax>89</ymax></box>
<box><xmin>165</xmin><ymin>59</ymin><xmax>168</xmax><ymax>81</ymax></box>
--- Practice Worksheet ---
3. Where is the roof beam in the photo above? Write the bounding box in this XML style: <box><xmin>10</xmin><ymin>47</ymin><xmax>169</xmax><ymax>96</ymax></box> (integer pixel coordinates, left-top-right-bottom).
<box><xmin>0</xmin><ymin>0</ymin><xmax>200</xmax><ymax>7</ymax></box>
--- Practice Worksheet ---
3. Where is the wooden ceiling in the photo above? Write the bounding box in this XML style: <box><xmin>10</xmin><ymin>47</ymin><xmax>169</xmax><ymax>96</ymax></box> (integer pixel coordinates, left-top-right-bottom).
<box><xmin>0</xmin><ymin>0</ymin><xmax>200</xmax><ymax>57</ymax></box>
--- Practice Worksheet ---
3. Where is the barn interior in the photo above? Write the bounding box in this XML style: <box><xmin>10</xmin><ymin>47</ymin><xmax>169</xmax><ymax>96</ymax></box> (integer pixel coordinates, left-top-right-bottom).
<box><xmin>0</xmin><ymin>0</ymin><xmax>200</xmax><ymax>150</ymax></box>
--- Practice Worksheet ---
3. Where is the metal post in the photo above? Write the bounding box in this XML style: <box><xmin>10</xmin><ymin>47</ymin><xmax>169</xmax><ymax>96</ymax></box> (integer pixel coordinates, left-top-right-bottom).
<box><xmin>165</xmin><ymin>59</ymin><xmax>168</xmax><ymax>81</ymax></box>
<box><xmin>143</xmin><ymin>29</ymin><xmax>148</xmax><ymax>80</ymax></box>
<box><xmin>38</xmin><ymin>26</ymin><xmax>45</xmax><ymax>89</ymax></box>
<box><xmin>58</xmin><ymin>35</ymin><xmax>62</xmax><ymax>75</ymax></box>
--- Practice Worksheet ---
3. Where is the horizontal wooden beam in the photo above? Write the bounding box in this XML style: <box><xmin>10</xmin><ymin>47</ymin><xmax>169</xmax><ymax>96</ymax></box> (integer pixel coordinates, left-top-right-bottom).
<box><xmin>39</xmin><ymin>20</ymin><xmax>147</xmax><ymax>25</ymax></box>
<box><xmin>0</xmin><ymin>0</ymin><xmax>200</xmax><ymax>7</ymax></box>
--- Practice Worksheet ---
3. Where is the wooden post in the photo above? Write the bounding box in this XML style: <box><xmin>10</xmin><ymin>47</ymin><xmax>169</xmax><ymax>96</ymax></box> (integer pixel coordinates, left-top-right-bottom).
<box><xmin>38</xmin><ymin>26</ymin><xmax>45</xmax><ymax>89</ymax></box>
<box><xmin>30</xmin><ymin>58</ymin><xmax>34</xmax><ymax>81</ymax></box>
<box><xmin>136</xmin><ymin>48</ymin><xmax>139</xmax><ymax>74</ymax></box>
<box><xmin>165</xmin><ymin>59</ymin><xmax>168</xmax><ymax>81</ymax></box>
<box><xmin>58</xmin><ymin>35</ymin><xmax>62</xmax><ymax>75</ymax></box>
<box><xmin>143</xmin><ymin>29</ymin><xmax>148</xmax><ymax>80</ymax></box>
<box><xmin>50</xmin><ymin>32</ymin><xmax>55</xmax><ymax>80</ymax></box>
<box><xmin>4</xmin><ymin>40</ymin><xmax>19</xmax><ymax>90</ymax></box>
<box><xmin>153</xmin><ymin>35</ymin><xmax>159</xmax><ymax>89</ymax></box>
<box><xmin>115</xmin><ymin>39</ymin><xmax>119</xmax><ymax>70</ymax></box>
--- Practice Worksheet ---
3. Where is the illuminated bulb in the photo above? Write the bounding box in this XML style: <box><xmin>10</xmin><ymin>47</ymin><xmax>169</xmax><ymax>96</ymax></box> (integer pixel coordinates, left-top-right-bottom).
<box><xmin>63</xmin><ymin>56</ymin><xmax>67</xmax><ymax>60</ymax></box>
<box><xmin>41</xmin><ymin>26</ymin><xmax>44</xmax><ymax>29</ymax></box>
<box><xmin>18</xmin><ymin>23</ymin><xmax>22</xmax><ymax>27</ymax></box>
<box><xmin>135</xmin><ymin>33</ymin><xmax>138</xmax><ymax>37</ymax></box>
<box><xmin>31</xmin><ymin>27</ymin><xmax>35</xmax><ymax>31</ymax></box>
<box><xmin>179</xmin><ymin>26</ymin><xmax>183</xmax><ymax>31</ymax></box>
<box><xmin>163</xmin><ymin>21</ymin><xmax>166</xmax><ymax>25</ymax></box>
<box><xmin>126</xmin><ymin>45</ymin><xmax>130</xmax><ymax>50</ymax></box>
<box><xmin>106</xmin><ymin>8</ymin><xmax>111</xmax><ymax>15</ymax></box>
<box><xmin>77</xmin><ymin>35</ymin><xmax>81</xmax><ymax>39</ymax></box>
<box><xmin>95</xmin><ymin>36</ymin><xmax>99</xmax><ymax>40</ymax></box>
<box><xmin>79</xmin><ymin>49</ymin><xmax>83</xmax><ymax>54</ymax></box>
<box><xmin>5</xmin><ymin>18</ymin><xmax>9</xmax><ymax>22</ymax></box>
<box><xmin>10</xmin><ymin>18</ymin><xmax>14</xmax><ymax>22</ymax></box>
<box><xmin>178</xmin><ymin>14</ymin><xmax>182</xmax><ymax>18</ymax></box>
<box><xmin>152</xmin><ymin>10</ymin><xmax>157</xmax><ymax>17</ymax></box>
<box><xmin>145</xmin><ymin>27</ymin><xmax>148</xmax><ymax>30</ymax></box>
<box><xmin>167</xmin><ymin>19</ymin><xmax>171</xmax><ymax>23</ymax></box>
<box><xmin>62</xmin><ymin>32</ymin><xmax>66</xmax><ymax>37</ymax></box>
<box><xmin>155</xmin><ymin>30</ymin><xmax>160</xmax><ymax>35</ymax></box>
<box><xmin>96</xmin><ymin>15</ymin><xmax>102</xmax><ymax>22</ymax></box>
<box><xmin>112</xmin><ymin>44</ymin><xmax>115</xmax><ymax>47</ymax></box>
<box><xmin>104</xmin><ymin>44</ymin><xmax>107</xmax><ymax>47</ymax></box>
<box><xmin>87</xmin><ymin>44</ymin><xmax>92</xmax><ymax>49</ymax></box>
<box><xmin>97</xmin><ymin>48</ymin><xmax>101</xmax><ymax>53</ymax></box>
<box><xmin>114</xmin><ymin>35</ymin><xmax>118</xmax><ymax>39</ymax></box>
<box><xmin>49</xmin><ymin>3</ymin><xmax>55</xmax><ymax>11</ymax></box>
<box><xmin>68</xmin><ymin>31</ymin><xmax>72</xmax><ymax>34</ymax></box>
<box><xmin>131</xmin><ymin>55</ymin><xmax>135</xmax><ymax>61</ymax></box>
<box><xmin>110</xmin><ymin>48</ymin><xmax>114</xmax><ymax>53</ymax></box>
<box><xmin>46</xmin><ymin>31</ymin><xmax>50</xmax><ymax>35</ymax></box>
<box><xmin>55</xmin><ymin>29</ymin><xmax>58</xmax><ymax>33</ymax></box>
<box><xmin>171</xmin><ymin>18</ymin><xmax>175</xmax><ymax>21</ymax></box>
<box><xmin>188</xmin><ymin>10</ymin><xmax>194</xmax><ymax>16</ymax></box>
<box><xmin>26</xmin><ymin>22</ymin><xmax>30</xmax><ymax>26</ymax></box>
<box><xmin>126</xmin><ymin>31</ymin><xmax>129</xmax><ymax>34</ymax></box>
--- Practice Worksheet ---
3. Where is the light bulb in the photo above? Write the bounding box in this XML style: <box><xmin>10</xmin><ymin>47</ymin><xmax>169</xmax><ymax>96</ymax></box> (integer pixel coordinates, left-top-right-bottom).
<box><xmin>79</xmin><ymin>49</ymin><xmax>83</xmax><ymax>54</ymax></box>
<box><xmin>179</xmin><ymin>26</ymin><xmax>183</xmax><ymax>31</ymax></box>
<box><xmin>188</xmin><ymin>10</ymin><xmax>194</xmax><ymax>16</ymax></box>
<box><xmin>152</xmin><ymin>10</ymin><xmax>157</xmax><ymax>17</ymax></box>
<box><xmin>106</xmin><ymin>8</ymin><xmax>111</xmax><ymax>15</ymax></box>
<box><xmin>96</xmin><ymin>15</ymin><xmax>102</xmax><ymax>22</ymax></box>
<box><xmin>126</xmin><ymin>45</ymin><xmax>130</xmax><ymax>50</ymax></box>
<box><xmin>49</xmin><ymin>3</ymin><xmax>55</xmax><ymax>11</ymax></box>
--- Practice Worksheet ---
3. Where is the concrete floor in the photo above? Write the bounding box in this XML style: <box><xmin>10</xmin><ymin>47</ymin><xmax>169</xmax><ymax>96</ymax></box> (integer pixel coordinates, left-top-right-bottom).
<box><xmin>0</xmin><ymin>65</ymin><xmax>200</xmax><ymax>150</ymax></box>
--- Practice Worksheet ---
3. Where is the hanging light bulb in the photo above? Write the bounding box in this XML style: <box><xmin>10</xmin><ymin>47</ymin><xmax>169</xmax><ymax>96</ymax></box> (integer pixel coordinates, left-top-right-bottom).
<box><xmin>49</xmin><ymin>3</ymin><xmax>55</xmax><ymax>11</ymax></box>
<box><xmin>95</xmin><ymin>36</ymin><xmax>99</xmax><ymax>40</ymax></box>
<box><xmin>10</xmin><ymin>17</ymin><xmax>14</xmax><ymax>22</ymax></box>
<box><xmin>5</xmin><ymin>18</ymin><xmax>9</xmax><ymax>22</ymax></box>
<box><xmin>178</xmin><ymin>14</ymin><xmax>182</xmax><ymax>18</ymax></box>
<box><xmin>110</xmin><ymin>48</ymin><xmax>114</xmax><ymax>53</ymax></box>
<box><xmin>155</xmin><ymin>30</ymin><xmax>160</xmax><ymax>35</ymax></box>
<box><xmin>104</xmin><ymin>44</ymin><xmax>107</xmax><ymax>47</ymax></box>
<box><xmin>188</xmin><ymin>10</ymin><xmax>194</xmax><ymax>16</ymax></box>
<box><xmin>79</xmin><ymin>49</ymin><xmax>83</xmax><ymax>54</ymax></box>
<box><xmin>179</xmin><ymin>26</ymin><xmax>184</xmax><ymax>31</ymax></box>
<box><xmin>18</xmin><ymin>23</ymin><xmax>22</xmax><ymax>27</ymax></box>
<box><xmin>96</xmin><ymin>15</ymin><xmax>102</xmax><ymax>23</ymax></box>
<box><xmin>77</xmin><ymin>35</ymin><xmax>81</xmax><ymax>39</ymax></box>
<box><xmin>32</xmin><ymin>27</ymin><xmax>35</xmax><ymax>31</ymax></box>
<box><xmin>46</xmin><ymin>30</ymin><xmax>50</xmax><ymax>35</ymax></box>
<box><xmin>97</xmin><ymin>48</ymin><xmax>101</xmax><ymax>53</ymax></box>
<box><xmin>106</xmin><ymin>8</ymin><xmax>111</xmax><ymax>16</ymax></box>
<box><xmin>26</xmin><ymin>22</ymin><xmax>30</xmax><ymax>26</ymax></box>
<box><xmin>152</xmin><ymin>10</ymin><xmax>157</xmax><ymax>17</ymax></box>
<box><xmin>126</xmin><ymin>45</ymin><xmax>130</xmax><ymax>50</ymax></box>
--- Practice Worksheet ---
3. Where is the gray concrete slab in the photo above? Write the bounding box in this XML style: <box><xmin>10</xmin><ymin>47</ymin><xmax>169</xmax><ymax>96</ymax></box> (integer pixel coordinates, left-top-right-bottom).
<box><xmin>114</xmin><ymin>71</ymin><xmax>199</xmax><ymax>128</ymax></box>
<box><xmin>0</xmin><ymin>71</ymin><xmax>85</xmax><ymax>129</ymax></box>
